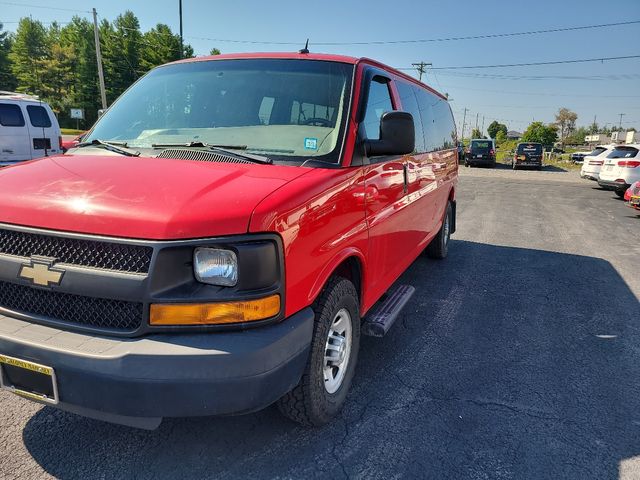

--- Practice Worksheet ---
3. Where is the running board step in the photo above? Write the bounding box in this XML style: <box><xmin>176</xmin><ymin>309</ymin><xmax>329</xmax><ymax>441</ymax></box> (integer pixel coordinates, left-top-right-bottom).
<box><xmin>362</xmin><ymin>285</ymin><xmax>415</xmax><ymax>337</ymax></box>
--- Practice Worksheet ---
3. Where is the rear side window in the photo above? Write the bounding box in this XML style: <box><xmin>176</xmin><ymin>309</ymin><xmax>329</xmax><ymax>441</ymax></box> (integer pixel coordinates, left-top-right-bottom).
<box><xmin>589</xmin><ymin>147</ymin><xmax>606</xmax><ymax>156</ymax></box>
<box><xmin>27</xmin><ymin>105</ymin><xmax>52</xmax><ymax>128</ymax></box>
<box><xmin>608</xmin><ymin>147</ymin><xmax>639</xmax><ymax>159</ymax></box>
<box><xmin>0</xmin><ymin>103</ymin><xmax>25</xmax><ymax>127</ymax></box>
<box><xmin>395</xmin><ymin>82</ymin><xmax>426</xmax><ymax>153</ymax></box>
<box><xmin>363</xmin><ymin>78</ymin><xmax>393</xmax><ymax>140</ymax></box>
<box><xmin>415</xmin><ymin>89</ymin><xmax>456</xmax><ymax>151</ymax></box>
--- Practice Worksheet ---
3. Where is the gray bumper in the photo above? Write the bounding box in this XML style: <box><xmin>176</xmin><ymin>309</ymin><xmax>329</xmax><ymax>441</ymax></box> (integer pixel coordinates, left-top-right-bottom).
<box><xmin>0</xmin><ymin>308</ymin><xmax>314</xmax><ymax>427</ymax></box>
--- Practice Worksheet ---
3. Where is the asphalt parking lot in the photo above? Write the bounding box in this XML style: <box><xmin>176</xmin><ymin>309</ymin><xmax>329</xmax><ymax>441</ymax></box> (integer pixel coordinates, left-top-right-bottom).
<box><xmin>1</xmin><ymin>166</ymin><xmax>639</xmax><ymax>480</ymax></box>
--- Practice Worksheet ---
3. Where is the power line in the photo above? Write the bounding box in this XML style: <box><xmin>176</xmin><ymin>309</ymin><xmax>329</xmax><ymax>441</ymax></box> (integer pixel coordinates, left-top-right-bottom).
<box><xmin>185</xmin><ymin>19</ymin><xmax>640</xmax><ymax>46</ymax></box>
<box><xmin>0</xmin><ymin>1</ymin><xmax>91</xmax><ymax>13</ymax></box>
<box><xmin>432</xmin><ymin>71</ymin><xmax>640</xmax><ymax>81</ymax></box>
<box><xmin>397</xmin><ymin>55</ymin><xmax>640</xmax><ymax>71</ymax></box>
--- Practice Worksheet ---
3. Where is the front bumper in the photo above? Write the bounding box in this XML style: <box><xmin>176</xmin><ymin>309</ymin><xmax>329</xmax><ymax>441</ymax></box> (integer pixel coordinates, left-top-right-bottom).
<box><xmin>0</xmin><ymin>308</ymin><xmax>314</xmax><ymax>428</ymax></box>
<box><xmin>597</xmin><ymin>179</ymin><xmax>629</xmax><ymax>191</ymax></box>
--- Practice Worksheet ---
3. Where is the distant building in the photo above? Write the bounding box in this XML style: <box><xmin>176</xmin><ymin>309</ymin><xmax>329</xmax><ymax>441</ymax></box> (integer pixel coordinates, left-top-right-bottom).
<box><xmin>507</xmin><ymin>130</ymin><xmax>522</xmax><ymax>140</ymax></box>
<box><xmin>585</xmin><ymin>134</ymin><xmax>611</xmax><ymax>145</ymax></box>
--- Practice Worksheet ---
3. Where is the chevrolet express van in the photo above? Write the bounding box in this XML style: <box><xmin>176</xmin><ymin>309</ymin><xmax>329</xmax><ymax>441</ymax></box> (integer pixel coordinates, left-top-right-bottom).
<box><xmin>0</xmin><ymin>52</ymin><xmax>458</xmax><ymax>429</ymax></box>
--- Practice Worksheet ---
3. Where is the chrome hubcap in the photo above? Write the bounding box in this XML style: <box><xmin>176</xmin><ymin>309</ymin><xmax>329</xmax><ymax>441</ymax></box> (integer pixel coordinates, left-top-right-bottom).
<box><xmin>323</xmin><ymin>308</ymin><xmax>352</xmax><ymax>394</ymax></box>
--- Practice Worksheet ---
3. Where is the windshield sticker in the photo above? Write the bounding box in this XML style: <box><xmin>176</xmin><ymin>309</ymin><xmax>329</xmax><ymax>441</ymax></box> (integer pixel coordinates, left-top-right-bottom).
<box><xmin>304</xmin><ymin>138</ymin><xmax>318</xmax><ymax>150</ymax></box>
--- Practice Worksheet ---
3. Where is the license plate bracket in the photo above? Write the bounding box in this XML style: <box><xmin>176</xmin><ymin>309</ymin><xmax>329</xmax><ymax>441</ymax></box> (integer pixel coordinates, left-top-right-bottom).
<box><xmin>0</xmin><ymin>354</ymin><xmax>58</xmax><ymax>404</ymax></box>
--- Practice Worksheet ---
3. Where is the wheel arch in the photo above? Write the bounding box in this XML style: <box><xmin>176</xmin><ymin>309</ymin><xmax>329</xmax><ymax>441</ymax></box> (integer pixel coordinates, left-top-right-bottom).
<box><xmin>308</xmin><ymin>249</ymin><xmax>365</xmax><ymax>314</ymax></box>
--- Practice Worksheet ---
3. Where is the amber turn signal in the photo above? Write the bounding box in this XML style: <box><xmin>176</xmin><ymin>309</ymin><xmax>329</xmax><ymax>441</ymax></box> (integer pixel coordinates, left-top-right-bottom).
<box><xmin>150</xmin><ymin>295</ymin><xmax>281</xmax><ymax>326</ymax></box>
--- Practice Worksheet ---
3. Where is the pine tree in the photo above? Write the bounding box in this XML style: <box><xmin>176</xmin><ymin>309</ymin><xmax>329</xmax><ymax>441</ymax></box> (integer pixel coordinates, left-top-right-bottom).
<box><xmin>0</xmin><ymin>22</ymin><xmax>17</xmax><ymax>90</ymax></box>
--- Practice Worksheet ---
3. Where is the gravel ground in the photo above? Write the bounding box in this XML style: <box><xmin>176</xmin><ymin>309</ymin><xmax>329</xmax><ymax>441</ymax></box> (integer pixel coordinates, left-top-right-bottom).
<box><xmin>1</xmin><ymin>166</ymin><xmax>639</xmax><ymax>480</ymax></box>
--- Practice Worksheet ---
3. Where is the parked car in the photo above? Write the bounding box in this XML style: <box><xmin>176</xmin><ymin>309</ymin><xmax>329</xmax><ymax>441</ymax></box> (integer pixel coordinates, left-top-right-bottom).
<box><xmin>624</xmin><ymin>180</ymin><xmax>640</xmax><ymax>211</ymax></box>
<box><xmin>580</xmin><ymin>145</ymin><xmax>615</xmax><ymax>181</ymax></box>
<box><xmin>61</xmin><ymin>132</ymin><xmax>86</xmax><ymax>152</ymax></box>
<box><xmin>465</xmin><ymin>138</ymin><xmax>495</xmax><ymax>167</ymax></box>
<box><xmin>597</xmin><ymin>144</ymin><xmax>640</xmax><ymax>197</ymax></box>
<box><xmin>571</xmin><ymin>150</ymin><xmax>592</xmax><ymax>164</ymax></box>
<box><xmin>0</xmin><ymin>91</ymin><xmax>62</xmax><ymax>166</ymax></box>
<box><xmin>512</xmin><ymin>142</ymin><xmax>543</xmax><ymax>170</ymax></box>
<box><xmin>457</xmin><ymin>141</ymin><xmax>464</xmax><ymax>163</ymax></box>
<box><xmin>0</xmin><ymin>52</ymin><xmax>458</xmax><ymax>429</ymax></box>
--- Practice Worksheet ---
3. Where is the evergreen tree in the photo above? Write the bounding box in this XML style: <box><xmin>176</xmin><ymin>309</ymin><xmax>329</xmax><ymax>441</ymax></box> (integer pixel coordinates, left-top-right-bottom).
<box><xmin>9</xmin><ymin>18</ymin><xmax>48</xmax><ymax>96</ymax></box>
<box><xmin>0</xmin><ymin>22</ymin><xmax>17</xmax><ymax>90</ymax></box>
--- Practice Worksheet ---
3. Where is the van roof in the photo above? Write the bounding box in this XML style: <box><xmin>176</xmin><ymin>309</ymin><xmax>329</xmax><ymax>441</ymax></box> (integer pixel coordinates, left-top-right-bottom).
<box><xmin>167</xmin><ymin>52</ymin><xmax>448</xmax><ymax>100</ymax></box>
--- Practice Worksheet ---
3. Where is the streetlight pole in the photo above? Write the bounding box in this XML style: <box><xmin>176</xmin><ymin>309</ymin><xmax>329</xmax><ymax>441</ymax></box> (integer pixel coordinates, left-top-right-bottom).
<box><xmin>92</xmin><ymin>8</ymin><xmax>107</xmax><ymax>109</ymax></box>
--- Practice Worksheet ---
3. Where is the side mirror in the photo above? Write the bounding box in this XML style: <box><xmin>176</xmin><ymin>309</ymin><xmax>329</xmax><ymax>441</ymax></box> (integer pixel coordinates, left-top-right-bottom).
<box><xmin>365</xmin><ymin>111</ymin><xmax>415</xmax><ymax>157</ymax></box>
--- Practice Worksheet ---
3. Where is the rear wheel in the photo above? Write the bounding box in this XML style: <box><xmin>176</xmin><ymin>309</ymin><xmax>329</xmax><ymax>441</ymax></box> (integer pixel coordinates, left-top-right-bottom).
<box><xmin>426</xmin><ymin>201</ymin><xmax>452</xmax><ymax>259</ymax></box>
<box><xmin>615</xmin><ymin>189</ymin><xmax>625</xmax><ymax>198</ymax></box>
<box><xmin>277</xmin><ymin>277</ymin><xmax>360</xmax><ymax>426</ymax></box>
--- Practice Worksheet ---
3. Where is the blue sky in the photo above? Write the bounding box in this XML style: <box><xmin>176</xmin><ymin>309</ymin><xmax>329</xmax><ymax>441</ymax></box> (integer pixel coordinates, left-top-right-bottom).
<box><xmin>2</xmin><ymin>0</ymin><xmax>639</xmax><ymax>134</ymax></box>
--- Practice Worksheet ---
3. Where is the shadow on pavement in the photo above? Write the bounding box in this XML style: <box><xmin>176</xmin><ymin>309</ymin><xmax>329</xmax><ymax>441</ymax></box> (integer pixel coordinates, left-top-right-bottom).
<box><xmin>22</xmin><ymin>240</ymin><xmax>640</xmax><ymax>479</ymax></box>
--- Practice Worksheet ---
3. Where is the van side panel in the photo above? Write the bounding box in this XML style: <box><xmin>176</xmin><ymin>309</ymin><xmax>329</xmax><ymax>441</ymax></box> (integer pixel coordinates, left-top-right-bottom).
<box><xmin>0</xmin><ymin>102</ymin><xmax>30</xmax><ymax>164</ymax></box>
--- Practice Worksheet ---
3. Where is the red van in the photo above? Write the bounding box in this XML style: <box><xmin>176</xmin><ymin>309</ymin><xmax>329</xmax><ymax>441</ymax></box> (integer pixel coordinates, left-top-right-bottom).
<box><xmin>0</xmin><ymin>52</ymin><xmax>458</xmax><ymax>429</ymax></box>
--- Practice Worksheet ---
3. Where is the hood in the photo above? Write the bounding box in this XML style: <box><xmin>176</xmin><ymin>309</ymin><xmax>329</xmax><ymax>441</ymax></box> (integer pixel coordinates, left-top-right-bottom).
<box><xmin>0</xmin><ymin>154</ymin><xmax>308</xmax><ymax>239</ymax></box>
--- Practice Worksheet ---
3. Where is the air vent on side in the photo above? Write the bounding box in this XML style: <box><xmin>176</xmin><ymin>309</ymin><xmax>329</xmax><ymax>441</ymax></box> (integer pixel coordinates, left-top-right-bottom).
<box><xmin>156</xmin><ymin>149</ymin><xmax>252</xmax><ymax>164</ymax></box>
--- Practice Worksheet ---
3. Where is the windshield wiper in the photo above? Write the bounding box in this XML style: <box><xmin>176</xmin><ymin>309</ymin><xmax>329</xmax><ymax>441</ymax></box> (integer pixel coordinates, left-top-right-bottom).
<box><xmin>75</xmin><ymin>139</ymin><xmax>140</xmax><ymax>157</ymax></box>
<box><xmin>151</xmin><ymin>141</ymin><xmax>272</xmax><ymax>164</ymax></box>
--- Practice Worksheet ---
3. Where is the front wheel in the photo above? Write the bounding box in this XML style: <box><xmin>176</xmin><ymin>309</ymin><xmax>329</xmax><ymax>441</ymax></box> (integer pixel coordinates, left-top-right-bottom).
<box><xmin>277</xmin><ymin>277</ymin><xmax>360</xmax><ymax>426</ymax></box>
<box><xmin>426</xmin><ymin>201</ymin><xmax>452</xmax><ymax>259</ymax></box>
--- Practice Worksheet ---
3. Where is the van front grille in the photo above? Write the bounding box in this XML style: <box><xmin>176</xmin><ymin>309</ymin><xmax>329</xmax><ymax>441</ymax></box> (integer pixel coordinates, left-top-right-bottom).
<box><xmin>0</xmin><ymin>281</ymin><xmax>143</xmax><ymax>331</ymax></box>
<box><xmin>0</xmin><ymin>228</ymin><xmax>153</xmax><ymax>273</ymax></box>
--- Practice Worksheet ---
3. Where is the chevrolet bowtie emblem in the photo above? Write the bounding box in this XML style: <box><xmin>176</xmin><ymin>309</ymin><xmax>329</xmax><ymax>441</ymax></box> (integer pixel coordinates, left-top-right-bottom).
<box><xmin>19</xmin><ymin>258</ymin><xmax>65</xmax><ymax>287</ymax></box>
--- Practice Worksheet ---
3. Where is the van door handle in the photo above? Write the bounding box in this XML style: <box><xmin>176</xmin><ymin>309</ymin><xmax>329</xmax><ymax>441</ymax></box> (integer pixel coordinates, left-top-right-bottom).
<box><xmin>403</xmin><ymin>164</ymin><xmax>408</xmax><ymax>194</ymax></box>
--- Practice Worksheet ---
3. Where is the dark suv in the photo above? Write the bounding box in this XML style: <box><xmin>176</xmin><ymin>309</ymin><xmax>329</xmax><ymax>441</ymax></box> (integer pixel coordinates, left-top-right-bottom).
<box><xmin>513</xmin><ymin>142</ymin><xmax>543</xmax><ymax>170</ymax></box>
<box><xmin>465</xmin><ymin>139</ymin><xmax>496</xmax><ymax>167</ymax></box>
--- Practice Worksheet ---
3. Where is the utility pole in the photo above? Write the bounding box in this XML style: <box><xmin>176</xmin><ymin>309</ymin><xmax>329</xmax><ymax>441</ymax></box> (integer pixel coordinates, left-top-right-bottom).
<box><xmin>481</xmin><ymin>116</ymin><xmax>485</xmax><ymax>135</ymax></box>
<box><xmin>178</xmin><ymin>0</ymin><xmax>184</xmax><ymax>59</ymax></box>
<box><xmin>411</xmin><ymin>62</ymin><xmax>432</xmax><ymax>82</ymax></box>
<box><xmin>460</xmin><ymin>108</ymin><xmax>468</xmax><ymax>142</ymax></box>
<box><xmin>92</xmin><ymin>8</ymin><xmax>107</xmax><ymax>110</ymax></box>
<box><xmin>618</xmin><ymin>113</ymin><xmax>625</xmax><ymax>131</ymax></box>
<box><xmin>475</xmin><ymin>113</ymin><xmax>479</xmax><ymax>132</ymax></box>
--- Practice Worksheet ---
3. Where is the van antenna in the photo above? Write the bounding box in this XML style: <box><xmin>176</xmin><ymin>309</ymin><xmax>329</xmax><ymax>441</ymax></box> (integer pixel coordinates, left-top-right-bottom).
<box><xmin>299</xmin><ymin>39</ymin><xmax>309</xmax><ymax>54</ymax></box>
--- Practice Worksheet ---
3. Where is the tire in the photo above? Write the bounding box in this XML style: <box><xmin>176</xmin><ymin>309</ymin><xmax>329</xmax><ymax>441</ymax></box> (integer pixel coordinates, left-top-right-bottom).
<box><xmin>426</xmin><ymin>201</ymin><xmax>452</xmax><ymax>259</ymax></box>
<box><xmin>277</xmin><ymin>277</ymin><xmax>360</xmax><ymax>426</ymax></box>
<box><xmin>615</xmin><ymin>189</ymin><xmax>625</xmax><ymax>198</ymax></box>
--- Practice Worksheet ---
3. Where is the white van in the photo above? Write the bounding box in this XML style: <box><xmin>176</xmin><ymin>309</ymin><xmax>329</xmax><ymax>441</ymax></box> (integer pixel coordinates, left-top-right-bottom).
<box><xmin>0</xmin><ymin>91</ymin><xmax>62</xmax><ymax>166</ymax></box>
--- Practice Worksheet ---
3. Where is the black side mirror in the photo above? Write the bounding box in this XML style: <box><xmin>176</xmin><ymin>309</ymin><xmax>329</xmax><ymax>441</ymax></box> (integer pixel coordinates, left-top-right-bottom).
<box><xmin>365</xmin><ymin>111</ymin><xmax>415</xmax><ymax>157</ymax></box>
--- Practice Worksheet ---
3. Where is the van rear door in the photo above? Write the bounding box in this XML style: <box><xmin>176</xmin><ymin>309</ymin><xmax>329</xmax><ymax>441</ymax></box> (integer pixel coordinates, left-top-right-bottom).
<box><xmin>0</xmin><ymin>102</ymin><xmax>30</xmax><ymax>165</ymax></box>
<box><xmin>25</xmin><ymin>103</ymin><xmax>61</xmax><ymax>159</ymax></box>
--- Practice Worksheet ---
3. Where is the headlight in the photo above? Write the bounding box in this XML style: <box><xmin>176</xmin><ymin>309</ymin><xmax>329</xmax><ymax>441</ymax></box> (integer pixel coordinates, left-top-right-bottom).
<box><xmin>194</xmin><ymin>248</ymin><xmax>238</xmax><ymax>286</ymax></box>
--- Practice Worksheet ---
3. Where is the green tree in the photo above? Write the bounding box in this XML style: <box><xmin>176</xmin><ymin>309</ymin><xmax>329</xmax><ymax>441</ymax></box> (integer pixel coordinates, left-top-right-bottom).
<box><xmin>487</xmin><ymin>121</ymin><xmax>507</xmax><ymax>139</ymax></box>
<box><xmin>521</xmin><ymin>122</ymin><xmax>558</xmax><ymax>147</ymax></box>
<box><xmin>60</xmin><ymin>17</ymin><xmax>101</xmax><ymax>127</ymax></box>
<box><xmin>101</xmin><ymin>11</ymin><xmax>142</xmax><ymax>104</ymax></box>
<box><xmin>140</xmin><ymin>24</ymin><xmax>183</xmax><ymax>72</ymax></box>
<box><xmin>0</xmin><ymin>22</ymin><xmax>17</xmax><ymax>90</ymax></box>
<box><xmin>210</xmin><ymin>47</ymin><xmax>221</xmax><ymax>55</ymax></box>
<box><xmin>9</xmin><ymin>18</ymin><xmax>48</xmax><ymax>96</ymax></box>
<box><xmin>565</xmin><ymin>126</ymin><xmax>588</xmax><ymax>145</ymax></box>
<box><xmin>470</xmin><ymin>128</ymin><xmax>484</xmax><ymax>139</ymax></box>
<box><xmin>495</xmin><ymin>129</ymin><xmax>507</xmax><ymax>145</ymax></box>
<box><xmin>555</xmin><ymin>107</ymin><xmax>577</xmax><ymax>146</ymax></box>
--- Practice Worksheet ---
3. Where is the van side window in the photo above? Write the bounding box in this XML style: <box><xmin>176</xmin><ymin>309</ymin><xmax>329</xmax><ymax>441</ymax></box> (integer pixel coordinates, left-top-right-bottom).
<box><xmin>363</xmin><ymin>78</ymin><xmax>393</xmax><ymax>140</ymax></box>
<box><xmin>415</xmin><ymin>90</ymin><xmax>456</xmax><ymax>151</ymax></box>
<box><xmin>0</xmin><ymin>103</ymin><xmax>26</xmax><ymax>127</ymax></box>
<box><xmin>395</xmin><ymin>82</ymin><xmax>426</xmax><ymax>154</ymax></box>
<box><xmin>27</xmin><ymin>105</ymin><xmax>52</xmax><ymax>128</ymax></box>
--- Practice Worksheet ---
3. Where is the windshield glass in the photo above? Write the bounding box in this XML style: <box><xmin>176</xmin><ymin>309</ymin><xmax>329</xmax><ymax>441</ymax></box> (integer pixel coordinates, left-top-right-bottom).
<box><xmin>86</xmin><ymin>59</ymin><xmax>354</xmax><ymax>164</ymax></box>
<box><xmin>471</xmin><ymin>140</ymin><xmax>492</xmax><ymax>152</ymax></box>
<box><xmin>517</xmin><ymin>143</ymin><xmax>542</xmax><ymax>154</ymax></box>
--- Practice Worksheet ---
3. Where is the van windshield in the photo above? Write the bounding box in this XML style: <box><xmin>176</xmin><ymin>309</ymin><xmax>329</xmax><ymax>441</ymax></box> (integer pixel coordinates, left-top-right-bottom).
<box><xmin>517</xmin><ymin>143</ymin><xmax>542</xmax><ymax>155</ymax></box>
<box><xmin>85</xmin><ymin>59</ymin><xmax>354</xmax><ymax>164</ymax></box>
